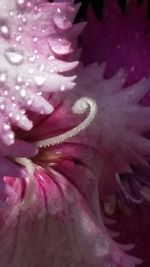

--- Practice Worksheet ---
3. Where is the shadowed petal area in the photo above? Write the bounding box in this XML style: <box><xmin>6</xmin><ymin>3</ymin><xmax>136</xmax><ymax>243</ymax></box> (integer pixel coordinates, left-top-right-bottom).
<box><xmin>0</xmin><ymin>165</ymin><xmax>141</xmax><ymax>267</ymax></box>
<box><xmin>81</xmin><ymin>0</ymin><xmax>150</xmax><ymax>84</ymax></box>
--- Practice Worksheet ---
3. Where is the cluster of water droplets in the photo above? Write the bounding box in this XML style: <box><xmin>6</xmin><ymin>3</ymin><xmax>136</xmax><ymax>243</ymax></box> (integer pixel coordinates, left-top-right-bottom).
<box><xmin>0</xmin><ymin>0</ymin><xmax>81</xmax><ymax>145</ymax></box>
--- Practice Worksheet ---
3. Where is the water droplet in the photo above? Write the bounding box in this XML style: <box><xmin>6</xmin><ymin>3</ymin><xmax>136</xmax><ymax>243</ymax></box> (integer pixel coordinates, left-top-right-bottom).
<box><xmin>0</xmin><ymin>72</ymin><xmax>7</xmax><ymax>83</ymax></box>
<box><xmin>17</xmin><ymin>0</ymin><xmax>32</xmax><ymax>13</ymax></box>
<box><xmin>28</xmin><ymin>55</ymin><xmax>36</xmax><ymax>63</ymax></box>
<box><xmin>17</xmin><ymin>13</ymin><xmax>22</xmax><ymax>20</ymax></box>
<box><xmin>37</xmin><ymin>91</ymin><xmax>42</xmax><ymax>96</ymax></box>
<box><xmin>0</xmin><ymin>25</ymin><xmax>10</xmax><ymax>38</ymax></box>
<box><xmin>49</xmin><ymin>38</ymin><xmax>72</xmax><ymax>55</ymax></box>
<box><xmin>3</xmin><ymin>123</ymin><xmax>10</xmax><ymax>131</ymax></box>
<box><xmin>53</xmin><ymin>12</ymin><xmax>71</xmax><ymax>30</ymax></box>
<box><xmin>9</xmin><ymin>112</ymin><xmax>13</xmax><ymax>118</ymax></box>
<box><xmin>22</xmin><ymin>16</ymin><xmax>27</xmax><ymax>24</ymax></box>
<box><xmin>35</xmin><ymin>76</ymin><xmax>46</xmax><ymax>86</ymax></box>
<box><xmin>48</xmin><ymin>55</ymin><xmax>55</xmax><ymax>60</ymax></box>
<box><xmin>25</xmin><ymin>81</ymin><xmax>30</xmax><ymax>87</ymax></box>
<box><xmin>34</xmin><ymin>50</ymin><xmax>38</xmax><ymax>54</ymax></box>
<box><xmin>27</xmin><ymin>1</ymin><xmax>32</xmax><ymax>8</ymax></box>
<box><xmin>18</xmin><ymin>26</ymin><xmax>23</xmax><ymax>32</ymax></box>
<box><xmin>33</xmin><ymin>37</ymin><xmax>38</xmax><ymax>43</ymax></box>
<box><xmin>39</xmin><ymin>64</ymin><xmax>45</xmax><ymax>72</ymax></box>
<box><xmin>21</xmin><ymin>109</ymin><xmax>25</xmax><ymax>114</ymax></box>
<box><xmin>50</xmin><ymin>69</ymin><xmax>54</xmax><ymax>73</ymax></box>
<box><xmin>15</xmin><ymin>85</ymin><xmax>20</xmax><ymax>91</ymax></box>
<box><xmin>0</xmin><ymin>19</ymin><xmax>11</xmax><ymax>39</ymax></box>
<box><xmin>17</xmin><ymin>0</ymin><xmax>25</xmax><ymax>5</ymax></box>
<box><xmin>16</xmin><ymin>35</ymin><xmax>21</xmax><ymax>42</ymax></box>
<box><xmin>28</xmin><ymin>68</ymin><xmax>34</xmax><ymax>74</ymax></box>
<box><xmin>17</xmin><ymin>75</ymin><xmax>23</xmax><ymax>83</ymax></box>
<box><xmin>16</xmin><ymin>114</ymin><xmax>20</xmax><ymax>121</ymax></box>
<box><xmin>60</xmin><ymin>84</ymin><xmax>66</xmax><ymax>91</ymax></box>
<box><xmin>57</xmin><ymin>8</ymin><xmax>61</xmax><ymax>13</ymax></box>
<box><xmin>7</xmin><ymin>132</ymin><xmax>14</xmax><ymax>143</ymax></box>
<box><xmin>0</xmin><ymin>104</ymin><xmax>5</xmax><ymax>110</ymax></box>
<box><xmin>5</xmin><ymin>48</ymin><xmax>24</xmax><ymax>65</ymax></box>
<box><xmin>20</xmin><ymin>89</ymin><xmax>26</xmax><ymax>97</ymax></box>
<box><xmin>27</xmin><ymin>99</ymin><xmax>33</xmax><ymax>106</ymax></box>
<box><xmin>4</xmin><ymin>90</ymin><xmax>8</xmax><ymax>96</ymax></box>
<box><xmin>10</xmin><ymin>11</ymin><xmax>14</xmax><ymax>17</ymax></box>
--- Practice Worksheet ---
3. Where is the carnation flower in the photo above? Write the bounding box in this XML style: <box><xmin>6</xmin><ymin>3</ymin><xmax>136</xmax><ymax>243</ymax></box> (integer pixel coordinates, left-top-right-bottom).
<box><xmin>0</xmin><ymin>0</ymin><xmax>149</xmax><ymax>267</ymax></box>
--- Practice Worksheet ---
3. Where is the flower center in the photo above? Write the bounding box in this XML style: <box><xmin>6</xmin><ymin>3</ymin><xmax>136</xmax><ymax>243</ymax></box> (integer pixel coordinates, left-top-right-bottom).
<box><xmin>15</xmin><ymin>96</ymin><xmax>97</xmax><ymax>210</ymax></box>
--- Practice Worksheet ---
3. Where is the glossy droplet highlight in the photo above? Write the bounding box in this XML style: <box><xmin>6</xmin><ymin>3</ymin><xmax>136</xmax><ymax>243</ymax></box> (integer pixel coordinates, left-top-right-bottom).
<box><xmin>0</xmin><ymin>71</ymin><xmax>7</xmax><ymax>83</ymax></box>
<box><xmin>5</xmin><ymin>48</ymin><xmax>24</xmax><ymax>65</ymax></box>
<box><xmin>35</xmin><ymin>76</ymin><xmax>46</xmax><ymax>87</ymax></box>
<box><xmin>17</xmin><ymin>0</ymin><xmax>25</xmax><ymax>4</ymax></box>
<box><xmin>0</xmin><ymin>23</ymin><xmax>10</xmax><ymax>39</ymax></box>
<box><xmin>49</xmin><ymin>38</ymin><xmax>72</xmax><ymax>55</ymax></box>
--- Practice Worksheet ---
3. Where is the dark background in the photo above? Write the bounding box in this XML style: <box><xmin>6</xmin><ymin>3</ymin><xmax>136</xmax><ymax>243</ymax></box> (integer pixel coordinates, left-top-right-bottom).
<box><xmin>49</xmin><ymin>0</ymin><xmax>150</xmax><ymax>20</ymax></box>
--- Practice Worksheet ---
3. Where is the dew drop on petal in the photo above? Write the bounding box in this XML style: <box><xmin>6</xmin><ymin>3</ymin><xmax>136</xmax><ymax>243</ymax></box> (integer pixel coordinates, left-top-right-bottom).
<box><xmin>0</xmin><ymin>104</ymin><xmax>5</xmax><ymax>110</ymax></box>
<box><xmin>60</xmin><ymin>84</ymin><xmax>66</xmax><ymax>91</ymax></box>
<box><xmin>18</xmin><ymin>26</ymin><xmax>23</xmax><ymax>32</ymax></box>
<box><xmin>16</xmin><ymin>75</ymin><xmax>23</xmax><ymax>83</ymax></box>
<box><xmin>49</xmin><ymin>38</ymin><xmax>72</xmax><ymax>55</ymax></box>
<box><xmin>28</xmin><ymin>55</ymin><xmax>36</xmax><ymax>63</ymax></box>
<box><xmin>3</xmin><ymin>123</ymin><xmax>9</xmax><ymax>131</ymax></box>
<box><xmin>17</xmin><ymin>0</ymin><xmax>25</xmax><ymax>5</ymax></box>
<box><xmin>20</xmin><ymin>88</ymin><xmax>27</xmax><ymax>97</ymax></box>
<box><xmin>0</xmin><ymin>24</ymin><xmax>10</xmax><ymax>39</ymax></box>
<box><xmin>0</xmin><ymin>71</ymin><xmax>7</xmax><ymax>83</ymax></box>
<box><xmin>33</xmin><ymin>37</ymin><xmax>38</xmax><ymax>43</ymax></box>
<box><xmin>28</xmin><ymin>68</ymin><xmax>34</xmax><ymax>74</ymax></box>
<box><xmin>35</xmin><ymin>76</ymin><xmax>46</xmax><ymax>87</ymax></box>
<box><xmin>5</xmin><ymin>131</ymin><xmax>15</xmax><ymax>145</ymax></box>
<box><xmin>16</xmin><ymin>35</ymin><xmax>21</xmax><ymax>42</ymax></box>
<box><xmin>5</xmin><ymin>48</ymin><xmax>24</xmax><ymax>65</ymax></box>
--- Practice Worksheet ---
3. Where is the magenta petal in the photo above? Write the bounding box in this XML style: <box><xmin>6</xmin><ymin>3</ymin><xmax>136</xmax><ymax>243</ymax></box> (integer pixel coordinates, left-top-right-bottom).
<box><xmin>0</xmin><ymin>139</ymin><xmax>38</xmax><ymax>157</ymax></box>
<box><xmin>0</xmin><ymin>158</ymin><xmax>25</xmax><ymax>179</ymax></box>
<box><xmin>0</xmin><ymin>167</ymin><xmax>141</xmax><ymax>267</ymax></box>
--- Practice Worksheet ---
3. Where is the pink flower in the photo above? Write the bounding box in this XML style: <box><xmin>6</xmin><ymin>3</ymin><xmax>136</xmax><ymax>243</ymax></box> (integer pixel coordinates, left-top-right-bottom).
<box><xmin>0</xmin><ymin>0</ymin><xmax>149</xmax><ymax>267</ymax></box>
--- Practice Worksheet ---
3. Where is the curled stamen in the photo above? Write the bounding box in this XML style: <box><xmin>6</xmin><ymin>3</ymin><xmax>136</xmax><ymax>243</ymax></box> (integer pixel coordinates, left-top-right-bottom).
<box><xmin>34</xmin><ymin>97</ymin><xmax>97</xmax><ymax>148</ymax></box>
<box><xmin>115</xmin><ymin>173</ymin><xmax>143</xmax><ymax>204</ymax></box>
<box><xmin>12</xmin><ymin>97</ymin><xmax>97</xmax><ymax>210</ymax></box>
<box><xmin>15</xmin><ymin>157</ymin><xmax>35</xmax><ymax>210</ymax></box>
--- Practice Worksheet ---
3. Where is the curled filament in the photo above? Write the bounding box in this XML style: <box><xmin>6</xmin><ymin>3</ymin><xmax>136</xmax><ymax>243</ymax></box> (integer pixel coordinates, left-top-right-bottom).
<box><xmin>15</xmin><ymin>97</ymin><xmax>97</xmax><ymax>210</ymax></box>
<box><xmin>35</xmin><ymin>97</ymin><xmax>97</xmax><ymax>148</ymax></box>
